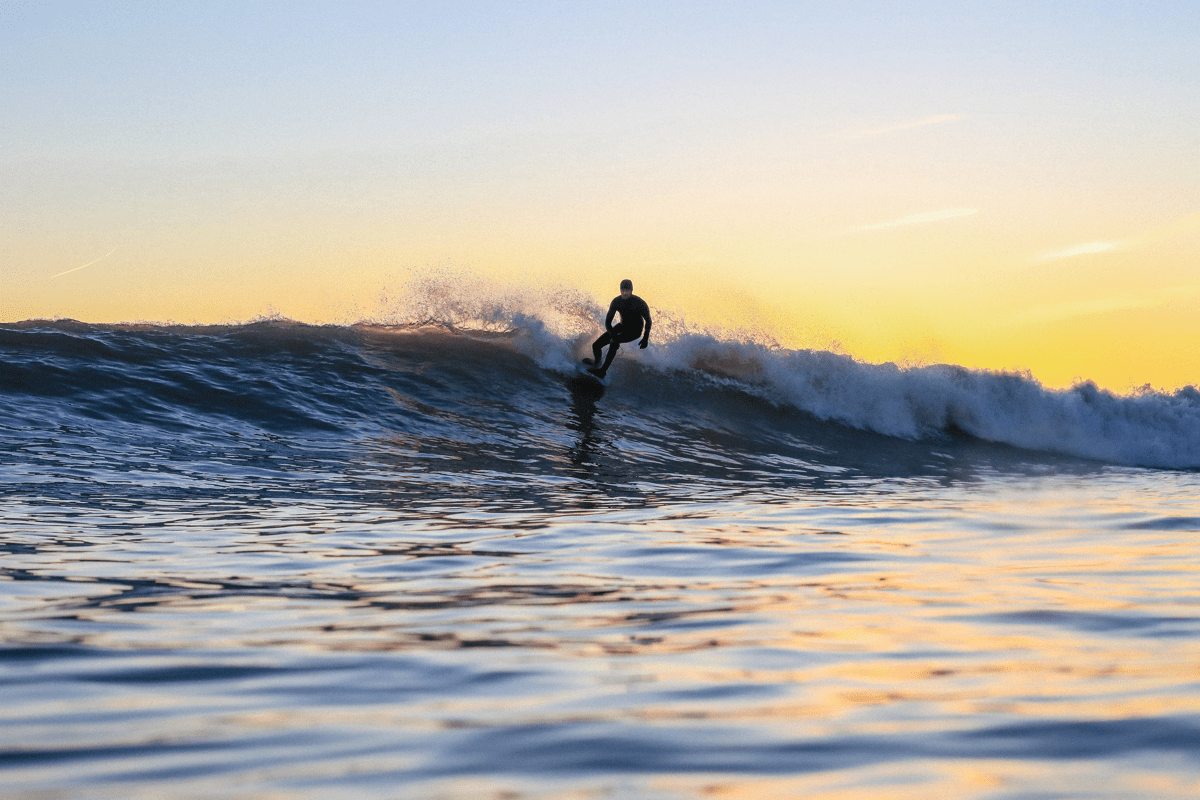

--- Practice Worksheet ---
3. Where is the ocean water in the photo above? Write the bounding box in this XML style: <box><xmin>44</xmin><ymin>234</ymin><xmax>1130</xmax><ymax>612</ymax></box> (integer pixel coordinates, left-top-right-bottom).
<box><xmin>2</xmin><ymin>313</ymin><xmax>1200</xmax><ymax>799</ymax></box>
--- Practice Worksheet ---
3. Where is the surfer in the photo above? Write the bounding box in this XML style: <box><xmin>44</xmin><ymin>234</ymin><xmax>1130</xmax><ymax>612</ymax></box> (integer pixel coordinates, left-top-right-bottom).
<box><xmin>588</xmin><ymin>279</ymin><xmax>651</xmax><ymax>378</ymax></box>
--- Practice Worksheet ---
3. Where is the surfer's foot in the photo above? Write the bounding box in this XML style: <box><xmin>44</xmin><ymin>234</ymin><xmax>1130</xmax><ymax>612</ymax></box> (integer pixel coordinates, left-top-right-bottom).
<box><xmin>587</xmin><ymin>367</ymin><xmax>606</xmax><ymax>378</ymax></box>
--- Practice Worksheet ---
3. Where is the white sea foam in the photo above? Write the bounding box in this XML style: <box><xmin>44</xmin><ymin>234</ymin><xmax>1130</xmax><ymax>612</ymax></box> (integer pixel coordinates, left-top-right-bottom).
<box><xmin>643</xmin><ymin>333</ymin><xmax>1200</xmax><ymax>469</ymax></box>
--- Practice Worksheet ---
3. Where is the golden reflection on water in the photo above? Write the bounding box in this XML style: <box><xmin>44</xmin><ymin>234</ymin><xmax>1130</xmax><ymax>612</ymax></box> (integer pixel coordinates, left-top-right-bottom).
<box><xmin>653</xmin><ymin>761</ymin><xmax>1200</xmax><ymax>800</ymax></box>
<box><xmin>5</xmin><ymin>472</ymin><xmax>1200</xmax><ymax>798</ymax></box>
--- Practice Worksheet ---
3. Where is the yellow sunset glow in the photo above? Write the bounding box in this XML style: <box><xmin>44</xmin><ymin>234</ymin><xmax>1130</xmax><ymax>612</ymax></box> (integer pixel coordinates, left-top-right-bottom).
<box><xmin>4</xmin><ymin>5</ymin><xmax>1198</xmax><ymax>391</ymax></box>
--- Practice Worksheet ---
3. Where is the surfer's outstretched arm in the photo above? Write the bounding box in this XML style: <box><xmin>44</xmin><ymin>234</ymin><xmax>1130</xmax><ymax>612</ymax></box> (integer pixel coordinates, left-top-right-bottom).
<box><xmin>605</xmin><ymin>301</ymin><xmax>618</xmax><ymax>331</ymax></box>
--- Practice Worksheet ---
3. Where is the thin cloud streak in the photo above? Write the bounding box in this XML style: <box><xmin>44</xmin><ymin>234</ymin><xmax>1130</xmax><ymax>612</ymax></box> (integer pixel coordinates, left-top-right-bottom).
<box><xmin>1028</xmin><ymin>210</ymin><xmax>1200</xmax><ymax>263</ymax></box>
<box><xmin>1031</xmin><ymin>241</ymin><xmax>1121</xmax><ymax>262</ymax></box>
<box><xmin>1005</xmin><ymin>284</ymin><xmax>1200</xmax><ymax>327</ymax></box>
<box><xmin>50</xmin><ymin>249</ymin><xmax>116</xmax><ymax>280</ymax></box>
<box><xmin>849</xmin><ymin>114</ymin><xmax>962</xmax><ymax>139</ymax></box>
<box><xmin>847</xmin><ymin>208</ymin><xmax>978</xmax><ymax>234</ymax></box>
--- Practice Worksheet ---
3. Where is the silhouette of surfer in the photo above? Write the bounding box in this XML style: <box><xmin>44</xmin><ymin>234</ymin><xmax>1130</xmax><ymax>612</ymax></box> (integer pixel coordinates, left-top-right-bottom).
<box><xmin>588</xmin><ymin>279</ymin><xmax>651</xmax><ymax>378</ymax></box>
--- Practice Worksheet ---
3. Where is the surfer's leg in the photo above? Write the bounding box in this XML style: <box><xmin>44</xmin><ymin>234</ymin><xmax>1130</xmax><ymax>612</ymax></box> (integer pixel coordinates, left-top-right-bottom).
<box><xmin>598</xmin><ymin>339</ymin><xmax>621</xmax><ymax>374</ymax></box>
<box><xmin>596</xmin><ymin>328</ymin><xmax>640</xmax><ymax>376</ymax></box>
<box><xmin>592</xmin><ymin>330</ymin><xmax>613</xmax><ymax>365</ymax></box>
<box><xmin>595</xmin><ymin>326</ymin><xmax>643</xmax><ymax>376</ymax></box>
<box><xmin>591</xmin><ymin>326</ymin><xmax>625</xmax><ymax>375</ymax></box>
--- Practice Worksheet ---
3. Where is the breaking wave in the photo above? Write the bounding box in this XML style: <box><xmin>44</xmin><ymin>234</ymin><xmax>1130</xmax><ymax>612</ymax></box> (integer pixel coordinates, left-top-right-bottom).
<box><xmin>3</xmin><ymin>293</ymin><xmax>1199</xmax><ymax>470</ymax></box>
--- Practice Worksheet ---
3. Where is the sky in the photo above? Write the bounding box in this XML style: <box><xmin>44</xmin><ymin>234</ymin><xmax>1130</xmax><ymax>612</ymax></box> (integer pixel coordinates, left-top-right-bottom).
<box><xmin>3</xmin><ymin>1</ymin><xmax>1199</xmax><ymax>390</ymax></box>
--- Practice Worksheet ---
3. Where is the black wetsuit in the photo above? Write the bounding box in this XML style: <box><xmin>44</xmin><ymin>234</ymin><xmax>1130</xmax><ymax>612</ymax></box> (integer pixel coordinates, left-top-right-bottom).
<box><xmin>591</xmin><ymin>294</ymin><xmax>651</xmax><ymax>375</ymax></box>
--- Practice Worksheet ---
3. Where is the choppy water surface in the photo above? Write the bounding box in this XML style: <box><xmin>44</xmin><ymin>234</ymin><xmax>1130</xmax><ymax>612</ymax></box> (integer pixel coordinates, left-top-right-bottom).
<box><xmin>2</xmin><ymin>320</ymin><xmax>1199</xmax><ymax>798</ymax></box>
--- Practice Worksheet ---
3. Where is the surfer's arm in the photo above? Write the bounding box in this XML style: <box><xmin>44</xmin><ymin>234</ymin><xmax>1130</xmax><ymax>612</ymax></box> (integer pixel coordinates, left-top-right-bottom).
<box><xmin>639</xmin><ymin>301</ymin><xmax>651</xmax><ymax>347</ymax></box>
<box><xmin>605</xmin><ymin>301</ymin><xmax>618</xmax><ymax>331</ymax></box>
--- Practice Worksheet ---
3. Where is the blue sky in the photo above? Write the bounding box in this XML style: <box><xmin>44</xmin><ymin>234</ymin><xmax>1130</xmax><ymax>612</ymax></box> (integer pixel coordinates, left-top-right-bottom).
<box><xmin>4</xmin><ymin>1</ymin><xmax>1199</xmax><ymax>388</ymax></box>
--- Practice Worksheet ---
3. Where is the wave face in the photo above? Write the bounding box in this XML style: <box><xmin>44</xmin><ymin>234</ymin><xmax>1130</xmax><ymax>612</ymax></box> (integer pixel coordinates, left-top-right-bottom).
<box><xmin>2</xmin><ymin>316</ymin><xmax>1198</xmax><ymax>473</ymax></box>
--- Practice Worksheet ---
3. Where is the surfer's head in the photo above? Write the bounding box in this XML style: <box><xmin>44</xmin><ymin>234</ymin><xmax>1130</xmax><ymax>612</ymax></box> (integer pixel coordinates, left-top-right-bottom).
<box><xmin>620</xmin><ymin>279</ymin><xmax>633</xmax><ymax>297</ymax></box>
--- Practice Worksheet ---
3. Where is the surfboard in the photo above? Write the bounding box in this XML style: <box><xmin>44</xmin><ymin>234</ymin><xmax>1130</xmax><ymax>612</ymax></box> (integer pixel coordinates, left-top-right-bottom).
<box><xmin>576</xmin><ymin>359</ymin><xmax>609</xmax><ymax>387</ymax></box>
